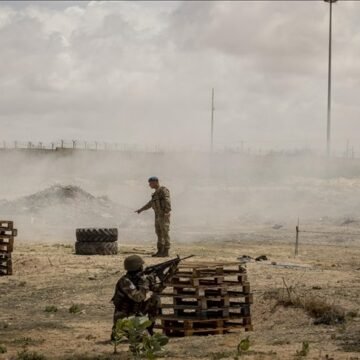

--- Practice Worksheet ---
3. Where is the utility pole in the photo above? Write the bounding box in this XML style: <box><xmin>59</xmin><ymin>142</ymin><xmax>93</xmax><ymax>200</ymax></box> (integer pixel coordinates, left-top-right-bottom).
<box><xmin>325</xmin><ymin>0</ymin><xmax>337</xmax><ymax>157</ymax></box>
<box><xmin>211</xmin><ymin>88</ymin><xmax>215</xmax><ymax>152</ymax></box>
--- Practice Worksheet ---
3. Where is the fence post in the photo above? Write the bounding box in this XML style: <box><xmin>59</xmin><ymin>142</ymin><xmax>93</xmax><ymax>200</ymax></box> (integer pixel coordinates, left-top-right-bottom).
<box><xmin>295</xmin><ymin>221</ymin><xmax>300</xmax><ymax>256</ymax></box>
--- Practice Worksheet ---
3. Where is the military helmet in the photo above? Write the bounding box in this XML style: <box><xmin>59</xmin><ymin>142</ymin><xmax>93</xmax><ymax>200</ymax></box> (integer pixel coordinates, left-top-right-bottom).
<box><xmin>124</xmin><ymin>255</ymin><xmax>144</xmax><ymax>271</ymax></box>
<box><xmin>148</xmin><ymin>176</ymin><xmax>159</xmax><ymax>182</ymax></box>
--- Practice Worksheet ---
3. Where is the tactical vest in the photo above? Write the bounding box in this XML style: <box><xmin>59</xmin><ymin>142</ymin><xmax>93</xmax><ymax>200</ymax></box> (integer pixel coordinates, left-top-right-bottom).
<box><xmin>112</xmin><ymin>274</ymin><xmax>142</xmax><ymax>315</ymax></box>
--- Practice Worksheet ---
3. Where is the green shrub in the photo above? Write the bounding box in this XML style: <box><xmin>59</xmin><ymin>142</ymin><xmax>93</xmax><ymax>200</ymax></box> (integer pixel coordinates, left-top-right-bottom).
<box><xmin>44</xmin><ymin>305</ymin><xmax>58</xmax><ymax>313</ymax></box>
<box><xmin>69</xmin><ymin>304</ymin><xmax>81</xmax><ymax>314</ymax></box>
<box><xmin>113</xmin><ymin>316</ymin><xmax>168</xmax><ymax>359</ymax></box>
<box><xmin>295</xmin><ymin>341</ymin><xmax>310</xmax><ymax>357</ymax></box>
<box><xmin>0</xmin><ymin>344</ymin><xmax>7</xmax><ymax>354</ymax></box>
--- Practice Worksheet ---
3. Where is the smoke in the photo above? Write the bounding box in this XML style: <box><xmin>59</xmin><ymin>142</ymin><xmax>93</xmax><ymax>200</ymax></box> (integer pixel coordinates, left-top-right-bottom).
<box><xmin>1</xmin><ymin>149</ymin><xmax>360</xmax><ymax>242</ymax></box>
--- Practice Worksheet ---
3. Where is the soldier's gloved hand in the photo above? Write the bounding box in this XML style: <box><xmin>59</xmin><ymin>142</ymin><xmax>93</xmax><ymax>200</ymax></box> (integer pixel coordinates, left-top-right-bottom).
<box><xmin>146</xmin><ymin>273</ymin><xmax>157</xmax><ymax>286</ymax></box>
<box><xmin>137</xmin><ymin>275</ymin><xmax>151</xmax><ymax>290</ymax></box>
<box><xmin>169</xmin><ymin>262</ymin><xmax>178</xmax><ymax>276</ymax></box>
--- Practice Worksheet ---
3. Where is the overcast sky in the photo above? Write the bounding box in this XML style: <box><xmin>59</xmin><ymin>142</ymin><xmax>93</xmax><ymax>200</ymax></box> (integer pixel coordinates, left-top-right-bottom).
<box><xmin>0</xmin><ymin>0</ymin><xmax>359</xmax><ymax>152</ymax></box>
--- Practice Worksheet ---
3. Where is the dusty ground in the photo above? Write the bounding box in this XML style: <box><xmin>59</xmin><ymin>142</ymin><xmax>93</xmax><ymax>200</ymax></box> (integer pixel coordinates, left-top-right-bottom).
<box><xmin>1</xmin><ymin>228</ymin><xmax>360</xmax><ymax>360</ymax></box>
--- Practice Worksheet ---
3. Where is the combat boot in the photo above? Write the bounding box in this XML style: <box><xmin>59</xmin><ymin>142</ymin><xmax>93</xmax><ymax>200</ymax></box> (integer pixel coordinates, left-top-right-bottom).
<box><xmin>160</xmin><ymin>248</ymin><xmax>169</xmax><ymax>257</ymax></box>
<box><xmin>152</xmin><ymin>246</ymin><xmax>163</xmax><ymax>257</ymax></box>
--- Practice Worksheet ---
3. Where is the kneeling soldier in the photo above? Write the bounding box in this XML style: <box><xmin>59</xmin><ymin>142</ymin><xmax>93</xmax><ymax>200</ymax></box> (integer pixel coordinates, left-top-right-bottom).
<box><xmin>111</xmin><ymin>255</ymin><xmax>162</xmax><ymax>338</ymax></box>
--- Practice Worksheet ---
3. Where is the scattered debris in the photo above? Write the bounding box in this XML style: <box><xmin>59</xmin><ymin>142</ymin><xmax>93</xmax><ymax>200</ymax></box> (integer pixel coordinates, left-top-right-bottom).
<box><xmin>255</xmin><ymin>255</ymin><xmax>268</xmax><ymax>261</ymax></box>
<box><xmin>121</xmin><ymin>248</ymin><xmax>153</xmax><ymax>255</ymax></box>
<box><xmin>270</xmin><ymin>262</ymin><xmax>312</xmax><ymax>269</ymax></box>
<box><xmin>238</xmin><ymin>255</ymin><xmax>253</xmax><ymax>263</ymax></box>
<box><xmin>312</xmin><ymin>286</ymin><xmax>322</xmax><ymax>290</ymax></box>
<box><xmin>238</xmin><ymin>255</ymin><xmax>270</xmax><ymax>263</ymax></box>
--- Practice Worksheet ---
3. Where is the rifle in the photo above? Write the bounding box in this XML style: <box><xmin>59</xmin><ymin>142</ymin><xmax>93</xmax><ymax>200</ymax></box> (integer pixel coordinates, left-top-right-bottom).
<box><xmin>141</xmin><ymin>255</ymin><xmax>194</xmax><ymax>283</ymax></box>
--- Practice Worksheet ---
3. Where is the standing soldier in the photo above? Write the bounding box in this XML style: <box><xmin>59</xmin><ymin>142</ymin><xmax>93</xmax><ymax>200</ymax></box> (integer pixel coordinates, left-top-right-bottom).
<box><xmin>136</xmin><ymin>177</ymin><xmax>171</xmax><ymax>257</ymax></box>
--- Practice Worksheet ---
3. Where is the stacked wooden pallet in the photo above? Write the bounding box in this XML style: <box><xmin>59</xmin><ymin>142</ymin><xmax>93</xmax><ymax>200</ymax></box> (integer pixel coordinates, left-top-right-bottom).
<box><xmin>0</xmin><ymin>221</ymin><xmax>17</xmax><ymax>276</ymax></box>
<box><xmin>157</xmin><ymin>261</ymin><xmax>253</xmax><ymax>336</ymax></box>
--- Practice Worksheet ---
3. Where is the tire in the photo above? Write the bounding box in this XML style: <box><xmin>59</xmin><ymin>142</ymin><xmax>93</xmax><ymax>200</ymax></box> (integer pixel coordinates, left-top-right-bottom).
<box><xmin>76</xmin><ymin>228</ymin><xmax>118</xmax><ymax>243</ymax></box>
<box><xmin>75</xmin><ymin>241</ymin><xmax>118</xmax><ymax>255</ymax></box>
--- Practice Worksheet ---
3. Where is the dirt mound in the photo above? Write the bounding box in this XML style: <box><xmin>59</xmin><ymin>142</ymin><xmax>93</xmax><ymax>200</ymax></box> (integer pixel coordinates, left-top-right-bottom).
<box><xmin>0</xmin><ymin>185</ymin><xmax>146</xmax><ymax>240</ymax></box>
<box><xmin>1</xmin><ymin>185</ymin><xmax>98</xmax><ymax>213</ymax></box>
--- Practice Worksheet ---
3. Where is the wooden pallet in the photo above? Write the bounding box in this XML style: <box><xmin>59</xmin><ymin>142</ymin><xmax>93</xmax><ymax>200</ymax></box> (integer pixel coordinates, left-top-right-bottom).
<box><xmin>158</xmin><ymin>261</ymin><xmax>253</xmax><ymax>336</ymax></box>
<box><xmin>156</xmin><ymin>315</ymin><xmax>252</xmax><ymax>336</ymax></box>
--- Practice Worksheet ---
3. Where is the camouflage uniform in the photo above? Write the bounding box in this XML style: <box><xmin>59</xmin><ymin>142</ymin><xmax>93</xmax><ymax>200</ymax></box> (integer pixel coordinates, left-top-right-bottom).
<box><xmin>139</xmin><ymin>186</ymin><xmax>171</xmax><ymax>251</ymax></box>
<box><xmin>111</xmin><ymin>272</ymin><xmax>161</xmax><ymax>333</ymax></box>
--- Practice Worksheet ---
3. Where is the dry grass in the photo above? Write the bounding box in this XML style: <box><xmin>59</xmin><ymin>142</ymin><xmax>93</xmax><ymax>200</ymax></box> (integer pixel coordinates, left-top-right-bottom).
<box><xmin>264</xmin><ymin>278</ymin><xmax>346</xmax><ymax>325</ymax></box>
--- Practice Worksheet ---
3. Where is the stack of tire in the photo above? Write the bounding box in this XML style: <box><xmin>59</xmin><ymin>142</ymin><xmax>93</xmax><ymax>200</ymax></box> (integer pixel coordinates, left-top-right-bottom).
<box><xmin>75</xmin><ymin>228</ymin><xmax>118</xmax><ymax>255</ymax></box>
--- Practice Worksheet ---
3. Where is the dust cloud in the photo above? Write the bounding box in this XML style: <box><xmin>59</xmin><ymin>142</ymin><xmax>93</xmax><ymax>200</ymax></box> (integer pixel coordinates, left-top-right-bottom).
<box><xmin>1</xmin><ymin>149</ymin><xmax>360</xmax><ymax>243</ymax></box>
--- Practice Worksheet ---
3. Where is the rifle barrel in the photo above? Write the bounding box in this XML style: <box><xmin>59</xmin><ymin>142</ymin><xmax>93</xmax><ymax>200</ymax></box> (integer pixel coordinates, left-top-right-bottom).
<box><xmin>179</xmin><ymin>255</ymin><xmax>195</xmax><ymax>261</ymax></box>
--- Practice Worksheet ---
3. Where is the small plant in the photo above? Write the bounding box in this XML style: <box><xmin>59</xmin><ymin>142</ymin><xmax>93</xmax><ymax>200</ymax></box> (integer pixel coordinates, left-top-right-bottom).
<box><xmin>44</xmin><ymin>305</ymin><xmax>58</xmax><ymax>313</ymax></box>
<box><xmin>295</xmin><ymin>341</ymin><xmax>310</xmax><ymax>357</ymax></box>
<box><xmin>0</xmin><ymin>344</ymin><xmax>7</xmax><ymax>354</ymax></box>
<box><xmin>237</xmin><ymin>336</ymin><xmax>250</xmax><ymax>355</ymax></box>
<box><xmin>69</xmin><ymin>304</ymin><xmax>81</xmax><ymax>314</ymax></box>
<box><xmin>113</xmin><ymin>316</ymin><xmax>169</xmax><ymax>359</ymax></box>
<box><xmin>16</xmin><ymin>350</ymin><xmax>47</xmax><ymax>360</ymax></box>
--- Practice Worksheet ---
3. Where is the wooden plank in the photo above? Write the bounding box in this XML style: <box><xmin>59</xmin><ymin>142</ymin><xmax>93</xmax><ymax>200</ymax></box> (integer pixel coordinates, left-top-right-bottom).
<box><xmin>0</xmin><ymin>228</ymin><xmax>17</xmax><ymax>236</ymax></box>
<box><xmin>0</xmin><ymin>252</ymin><xmax>12</xmax><ymax>259</ymax></box>
<box><xmin>0</xmin><ymin>237</ymin><xmax>14</xmax><ymax>245</ymax></box>
<box><xmin>0</xmin><ymin>221</ymin><xmax>13</xmax><ymax>230</ymax></box>
<box><xmin>162</xmin><ymin>304</ymin><xmax>231</xmax><ymax>311</ymax></box>
<box><xmin>158</xmin><ymin>326</ymin><xmax>247</xmax><ymax>334</ymax></box>
<box><xmin>0</xmin><ymin>261</ymin><xmax>12</xmax><ymax>276</ymax></box>
<box><xmin>179</xmin><ymin>261</ymin><xmax>243</xmax><ymax>268</ymax></box>
<box><xmin>165</xmin><ymin>283</ymin><xmax>226</xmax><ymax>289</ymax></box>
<box><xmin>0</xmin><ymin>233</ymin><xmax>16</xmax><ymax>240</ymax></box>
<box><xmin>175</xmin><ymin>270</ymin><xmax>247</xmax><ymax>278</ymax></box>
<box><xmin>0</xmin><ymin>241</ymin><xmax>13</xmax><ymax>253</ymax></box>
<box><xmin>158</xmin><ymin>314</ymin><xmax>252</xmax><ymax>322</ymax></box>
